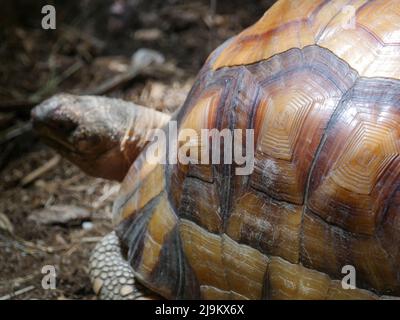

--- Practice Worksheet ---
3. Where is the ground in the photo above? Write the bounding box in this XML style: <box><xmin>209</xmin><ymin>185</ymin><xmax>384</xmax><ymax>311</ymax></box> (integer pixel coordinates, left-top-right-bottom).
<box><xmin>0</xmin><ymin>0</ymin><xmax>275</xmax><ymax>299</ymax></box>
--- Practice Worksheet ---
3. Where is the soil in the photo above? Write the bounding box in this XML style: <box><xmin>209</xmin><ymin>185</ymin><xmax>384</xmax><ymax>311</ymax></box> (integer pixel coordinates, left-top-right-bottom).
<box><xmin>0</xmin><ymin>0</ymin><xmax>276</xmax><ymax>299</ymax></box>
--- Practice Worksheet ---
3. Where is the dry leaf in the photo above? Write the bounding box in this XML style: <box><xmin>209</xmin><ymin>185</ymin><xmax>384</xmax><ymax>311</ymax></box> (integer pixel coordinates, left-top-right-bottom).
<box><xmin>0</xmin><ymin>212</ymin><xmax>14</xmax><ymax>234</ymax></box>
<box><xmin>28</xmin><ymin>205</ymin><xmax>91</xmax><ymax>225</ymax></box>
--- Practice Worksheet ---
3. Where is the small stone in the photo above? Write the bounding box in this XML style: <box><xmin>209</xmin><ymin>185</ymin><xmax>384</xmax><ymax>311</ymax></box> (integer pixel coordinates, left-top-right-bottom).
<box><xmin>82</xmin><ymin>221</ymin><xmax>94</xmax><ymax>230</ymax></box>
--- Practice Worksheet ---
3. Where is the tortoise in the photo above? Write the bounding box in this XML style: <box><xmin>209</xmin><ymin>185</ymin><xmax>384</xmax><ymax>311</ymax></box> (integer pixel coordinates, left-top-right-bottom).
<box><xmin>32</xmin><ymin>0</ymin><xmax>400</xmax><ymax>300</ymax></box>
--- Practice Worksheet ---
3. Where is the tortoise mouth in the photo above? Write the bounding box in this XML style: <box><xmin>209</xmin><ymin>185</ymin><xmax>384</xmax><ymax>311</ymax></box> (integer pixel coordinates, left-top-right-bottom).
<box><xmin>33</xmin><ymin>120</ymin><xmax>78</xmax><ymax>154</ymax></box>
<box><xmin>32</xmin><ymin>119</ymin><xmax>120</xmax><ymax>164</ymax></box>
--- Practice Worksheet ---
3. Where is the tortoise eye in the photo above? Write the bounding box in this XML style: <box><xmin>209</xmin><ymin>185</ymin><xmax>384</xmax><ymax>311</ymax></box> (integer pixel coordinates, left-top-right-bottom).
<box><xmin>55</xmin><ymin>120</ymin><xmax>78</xmax><ymax>137</ymax></box>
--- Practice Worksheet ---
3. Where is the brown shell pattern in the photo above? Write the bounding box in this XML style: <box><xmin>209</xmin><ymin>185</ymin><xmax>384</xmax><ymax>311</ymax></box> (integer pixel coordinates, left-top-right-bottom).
<box><xmin>114</xmin><ymin>0</ymin><xmax>400</xmax><ymax>299</ymax></box>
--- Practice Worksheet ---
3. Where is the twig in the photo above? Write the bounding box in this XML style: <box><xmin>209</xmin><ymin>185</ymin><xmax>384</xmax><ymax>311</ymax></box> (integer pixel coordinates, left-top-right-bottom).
<box><xmin>0</xmin><ymin>122</ymin><xmax>32</xmax><ymax>146</ymax></box>
<box><xmin>210</xmin><ymin>0</ymin><xmax>217</xmax><ymax>17</ymax></box>
<box><xmin>0</xmin><ymin>112</ymin><xmax>15</xmax><ymax>129</ymax></box>
<box><xmin>0</xmin><ymin>285</ymin><xmax>35</xmax><ymax>300</ymax></box>
<box><xmin>0</xmin><ymin>61</ymin><xmax>83</xmax><ymax>112</ymax></box>
<box><xmin>0</xmin><ymin>100</ymin><xmax>38</xmax><ymax>111</ymax></box>
<box><xmin>0</xmin><ymin>274</ymin><xmax>37</xmax><ymax>287</ymax></box>
<box><xmin>0</xmin><ymin>233</ymin><xmax>55</xmax><ymax>255</ymax></box>
<box><xmin>83</xmin><ymin>67</ymin><xmax>141</xmax><ymax>95</ymax></box>
<box><xmin>92</xmin><ymin>184</ymin><xmax>119</xmax><ymax>209</ymax></box>
<box><xmin>29</xmin><ymin>60</ymin><xmax>84</xmax><ymax>104</ymax></box>
<box><xmin>1</xmin><ymin>51</ymin><xmax>180</xmax><ymax>111</ymax></box>
<box><xmin>20</xmin><ymin>155</ymin><xmax>61</xmax><ymax>186</ymax></box>
<box><xmin>80</xmin><ymin>237</ymin><xmax>103</xmax><ymax>243</ymax></box>
<box><xmin>83</xmin><ymin>63</ymin><xmax>182</xmax><ymax>95</ymax></box>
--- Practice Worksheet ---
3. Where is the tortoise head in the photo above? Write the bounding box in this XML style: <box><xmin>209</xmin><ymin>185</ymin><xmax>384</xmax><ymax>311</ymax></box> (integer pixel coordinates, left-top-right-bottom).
<box><xmin>32</xmin><ymin>94</ymin><xmax>134</xmax><ymax>181</ymax></box>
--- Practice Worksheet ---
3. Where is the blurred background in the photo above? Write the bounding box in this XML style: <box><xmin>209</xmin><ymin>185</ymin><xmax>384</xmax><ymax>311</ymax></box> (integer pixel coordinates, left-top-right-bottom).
<box><xmin>0</xmin><ymin>0</ymin><xmax>275</xmax><ymax>299</ymax></box>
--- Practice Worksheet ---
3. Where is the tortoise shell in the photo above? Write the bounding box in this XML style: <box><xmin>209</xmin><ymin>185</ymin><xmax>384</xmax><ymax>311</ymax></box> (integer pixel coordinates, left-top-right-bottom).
<box><xmin>114</xmin><ymin>0</ymin><xmax>400</xmax><ymax>299</ymax></box>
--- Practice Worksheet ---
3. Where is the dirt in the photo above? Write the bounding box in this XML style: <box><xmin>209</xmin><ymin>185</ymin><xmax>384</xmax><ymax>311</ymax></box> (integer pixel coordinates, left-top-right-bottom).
<box><xmin>0</xmin><ymin>0</ymin><xmax>276</xmax><ymax>299</ymax></box>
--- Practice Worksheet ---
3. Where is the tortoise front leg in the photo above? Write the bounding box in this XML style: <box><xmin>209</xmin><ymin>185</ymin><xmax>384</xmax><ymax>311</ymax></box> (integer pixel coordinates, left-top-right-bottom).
<box><xmin>89</xmin><ymin>232</ymin><xmax>159</xmax><ymax>300</ymax></box>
